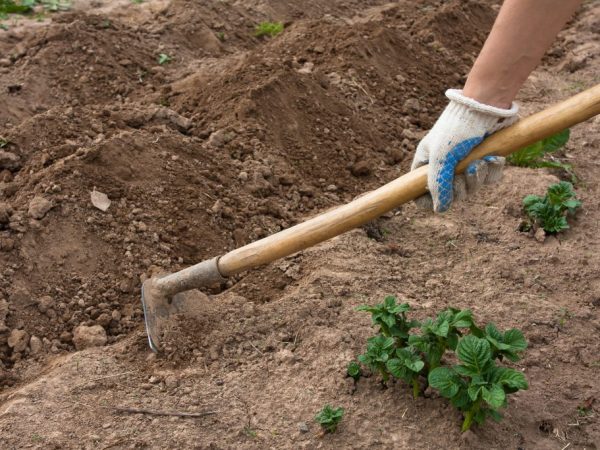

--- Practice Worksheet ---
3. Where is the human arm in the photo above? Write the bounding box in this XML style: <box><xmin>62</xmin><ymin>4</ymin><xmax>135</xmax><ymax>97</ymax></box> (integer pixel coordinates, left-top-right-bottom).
<box><xmin>412</xmin><ymin>0</ymin><xmax>583</xmax><ymax>213</ymax></box>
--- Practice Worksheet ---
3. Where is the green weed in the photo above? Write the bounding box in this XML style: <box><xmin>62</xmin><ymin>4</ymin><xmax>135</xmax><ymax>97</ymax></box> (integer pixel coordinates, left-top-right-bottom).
<box><xmin>157</xmin><ymin>53</ymin><xmax>172</xmax><ymax>65</ymax></box>
<box><xmin>254</xmin><ymin>21</ymin><xmax>283</xmax><ymax>38</ymax></box>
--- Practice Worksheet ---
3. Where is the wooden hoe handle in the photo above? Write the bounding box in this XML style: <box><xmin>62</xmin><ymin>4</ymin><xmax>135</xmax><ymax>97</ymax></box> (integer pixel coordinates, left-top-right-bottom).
<box><xmin>218</xmin><ymin>84</ymin><xmax>600</xmax><ymax>276</ymax></box>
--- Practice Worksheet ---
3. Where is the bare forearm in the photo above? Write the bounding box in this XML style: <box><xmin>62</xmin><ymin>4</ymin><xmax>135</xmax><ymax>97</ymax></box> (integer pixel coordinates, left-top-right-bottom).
<box><xmin>463</xmin><ymin>0</ymin><xmax>582</xmax><ymax>108</ymax></box>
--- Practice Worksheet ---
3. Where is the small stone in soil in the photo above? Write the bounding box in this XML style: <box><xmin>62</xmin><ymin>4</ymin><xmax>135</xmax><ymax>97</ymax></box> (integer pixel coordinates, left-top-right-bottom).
<box><xmin>28</xmin><ymin>196</ymin><xmax>53</xmax><ymax>219</ymax></box>
<box><xmin>73</xmin><ymin>325</ymin><xmax>107</xmax><ymax>350</ymax></box>
<box><xmin>8</xmin><ymin>329</ymin><xmax>29</xmax><ymax>352</ymax></box>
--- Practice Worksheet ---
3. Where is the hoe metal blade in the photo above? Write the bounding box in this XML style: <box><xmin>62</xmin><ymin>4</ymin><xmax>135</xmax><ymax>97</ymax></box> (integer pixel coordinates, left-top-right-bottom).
<box><xmin>140</xmin><ymin>258</ymin><xmax>225</xmax><ymax>352</ymax></box>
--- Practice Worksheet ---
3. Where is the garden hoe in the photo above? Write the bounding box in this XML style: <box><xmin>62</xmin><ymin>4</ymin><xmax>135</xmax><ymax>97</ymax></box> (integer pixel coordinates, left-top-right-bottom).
<box><xmin>142</xmin><ymin>84</ymin><xmax>600</xmax><ymax>353</ymax></box>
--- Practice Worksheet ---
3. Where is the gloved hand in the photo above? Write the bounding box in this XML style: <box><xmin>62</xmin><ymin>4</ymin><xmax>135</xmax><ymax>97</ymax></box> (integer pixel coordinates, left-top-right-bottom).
<box><xmin>411</xmin><ymin>89</ymin><xmax>519</xmax><ymax>212</ymax></box>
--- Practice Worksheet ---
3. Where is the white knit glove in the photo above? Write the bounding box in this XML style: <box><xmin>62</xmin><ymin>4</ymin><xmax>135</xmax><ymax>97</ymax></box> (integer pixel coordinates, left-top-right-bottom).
<box><xmin>411</xmin><ymin>89</ymin><xmax>519</xmax><ymax>212</ymax></box>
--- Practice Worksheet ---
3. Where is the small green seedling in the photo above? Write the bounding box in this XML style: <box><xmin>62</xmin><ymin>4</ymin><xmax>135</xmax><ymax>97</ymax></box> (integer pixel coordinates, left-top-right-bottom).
<box><xmin>523</xmin><ymin>181</ymin><xmax>581</xmax><ymax>233</ymax></box>
<box><xmin>357</xmin><ymin>334</ymin><xmax>395</xmax><ymax>383</ymax></box>
<box><xmin>357</xmin><ymin>296</ymin><xmax>418</xmax><ymax>345</ymax></box>
<box><xmin>157</xmin><ymin>53</ymin><xmax>172</xmax><ymax>65</ymax></box>
<box><xmin>254</xmin><ymin>21</ymin><xmax>283</xmax><ymax>38</ymax></box>
<box><xmin>507</xmin><ymin>129</ymin><xmax>572</xmax><ymax>173</ymax></box>
<box><xmin>428</xmin><ymin>335</ymin><xmax>528</xmax><ymax>432</ymax></box>
<box><xmin>347</xmin><ymin>361</ymin><xmax>362</xmax><ymax>381</ymax></box>
<box><xmin>386</xmin><ymin>347</ymin><xmax>424</xmax><ymax>398</ymax></box>
<box><xmin>0</xmin><ymin>137</ymin><xmax>8</xmax><ymax>148</ymax></box>
<box><xmin>216</xmin><ymin>31</ymin><xmax>225</xmax><ymax>41</ymax></box>
<box><xmin>314</xmin><ymin>405</ymin><xmax>344</xmax><ymax>433</ymax></box>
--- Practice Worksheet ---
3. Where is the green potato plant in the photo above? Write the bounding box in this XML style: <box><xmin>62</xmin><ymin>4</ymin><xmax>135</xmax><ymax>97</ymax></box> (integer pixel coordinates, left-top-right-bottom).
<box><xmin>428</xmin><ymin>335</ymin><xmax>528</xmax><ymax>432</ymax></box>
<box><xmin>314</xmin><ymin>405</ymin><xmax>344</xmax><ymax>433</ymax></box>
<box><xmin>353</xmin><ymin>296</ymin><xmax>528</xmax><ymax>432</ymax></box>
<box><xmin>346</xmin><ymin>361</ymin><xmax>362</xmax><ymax>381</ymax></box>
<box><xmin>523</xmin><ymin>181</ymin><xmax>581</xmax><ymax>233</ymax></box>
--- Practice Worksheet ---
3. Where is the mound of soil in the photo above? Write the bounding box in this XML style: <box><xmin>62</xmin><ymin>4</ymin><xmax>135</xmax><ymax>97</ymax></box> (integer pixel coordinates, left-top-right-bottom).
<box><xmin>0</xmin><ymin>0</ymin><xmax>495</xmax><ymax>374</ymax></box>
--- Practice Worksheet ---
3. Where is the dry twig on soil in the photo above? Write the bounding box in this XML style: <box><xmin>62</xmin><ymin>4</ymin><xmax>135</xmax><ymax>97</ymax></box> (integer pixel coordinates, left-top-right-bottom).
<box><xmin>114</xmin><ymin>407</ymin><xmax>217</xmax><ymax>418</ymax></box>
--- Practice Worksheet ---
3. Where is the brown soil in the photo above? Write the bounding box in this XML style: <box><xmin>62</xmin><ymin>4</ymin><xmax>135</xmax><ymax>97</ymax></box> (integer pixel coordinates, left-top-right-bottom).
<box><xmin>0</xmin><ymin>0</ymin><xmax>599</xmax><ymax>449</ymax></box>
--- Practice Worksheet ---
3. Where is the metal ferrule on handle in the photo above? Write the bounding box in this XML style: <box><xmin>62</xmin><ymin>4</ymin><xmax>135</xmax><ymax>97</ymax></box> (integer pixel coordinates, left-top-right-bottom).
<box><xmin>153</xmin><ymin>257</ymin><xmax>225</xmax><ymax>297</ymax></box>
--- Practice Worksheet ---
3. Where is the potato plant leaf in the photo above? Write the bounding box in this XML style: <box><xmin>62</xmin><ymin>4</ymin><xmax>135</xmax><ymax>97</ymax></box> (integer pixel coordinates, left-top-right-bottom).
<box><xmin>347</xmin><ymin>361</ymin><xmax>362</xmax><ymax>381</ymax></box>
<box><xmin>523</xmin><ymin>181</ymin><xmax>580</xmax><ymax>234</ymax></box>
<box><xmin>507</xmin><ymin>129</ymin><xmax>570</xmax><ymax>169</ymax></box>
<box><xmin>357</xmin><ymin>334</ymin><xmax>395</xmax><ymax>382</ymax></box>
<box><xmin>357</xmin><ymin>296</ymin><xmax>417</xmax><ymax>344</ymax></box>
<box><xmin>483</xmin><ymin>324</ymin><xmax>527</xmax><ymax>362</ymax></box>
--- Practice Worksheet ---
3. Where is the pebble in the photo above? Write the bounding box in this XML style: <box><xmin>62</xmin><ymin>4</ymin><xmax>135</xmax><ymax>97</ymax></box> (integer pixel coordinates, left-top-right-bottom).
<box><xmin>0</xmin><ymin>150</ymin><xmax>20</xmax><ymax>170</ymax></box>
<box><xmin>403</xmin><ymin>98</ymin><xmax>421</xmax><ymax>113</ymax></box>
<box><xmin>275</xmin><ymin>348</ymin><xmax>295</xmax><ymax>364</ymax></box>
<box><xmin>534</xmin><ymin>227</ymin><xmax>546</xmax><ymax>243</ymax></box>
<box><xmin>37</xmin><ymin>295</ymin><xmax>55</xmax><ymax>313</ymax></box>
<box><xmin>28</xmin><ymin>196</ymin><xmax>53</xmax><ymax>219</ymax></box>
<box><xmin>0</xmin><ymin>299</ymin><xmax>8</xmax><ymax>327</ymax></box>
<box><xmin>164</xmin><ymin>375</ymin><xmax>179</xmax><ymax>389</ymax></box>
<box><xmin>351</xmin><ymin>160</ymin><xmax>371</xmax><ymax>177</ymax></box>
<box><xmin>96</xmin><ymin>313</ymin><xmax>111</xmax><ymax>327</ymax></box>
<box><xmin>29</xmin><ymin>335</ymin><xmax>43</xmax><ymax>354</ymax></box>
<box><xmin>207</xmin><ymin>129</ymin><xmax>236</xmax><ymax>148</ymax></box>
<box><xmin>298</xmin><ymin>422</ymin><xmax>309</xmax><ymax>433</ymax></box>
<box><xmin>0</xmin><ymin>202</ymin><xmax>11</xmax><ymax>225</ymax></box>
<box><xmin>297</xmin><ymin>62</ymin><xmax>314</xmax><ymax>74</ymax></box>
<box><xmin>72</xmin><ymin>325</ymin><xmax>107</xmax><ymax>350</ymax></box>
<box><xmin>7</xmin><ymin>329</ymin><xmax>29</xmax><ymax>353</ymax></box>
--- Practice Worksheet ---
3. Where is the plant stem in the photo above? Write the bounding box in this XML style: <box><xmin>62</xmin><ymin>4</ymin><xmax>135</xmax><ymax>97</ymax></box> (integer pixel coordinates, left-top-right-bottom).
<box><xmin>380</xmin><ymin>367</ymin><xmax>389</xmax><ymax>383</ymax></box>
<box><xmin>411</xmin><ymin>379</ymin><xmax>420</xmax><ymax>399</ymax></box>
<box><xmin>461</xmin><ymin>410</ymin><xmax>475</xmax><ymax>432</ymax></box>
<box><xmin>461</xmin><ymin>400</ymin><xmax>481</xmax><ymax>432</ymax></box>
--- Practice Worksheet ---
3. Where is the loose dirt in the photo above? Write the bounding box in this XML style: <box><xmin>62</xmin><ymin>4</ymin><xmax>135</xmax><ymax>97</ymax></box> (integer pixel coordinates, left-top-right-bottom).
<box><xmin>0</xmin><ymin>0</ymin><xmax>598</xmax><ymax>449</ymax></box>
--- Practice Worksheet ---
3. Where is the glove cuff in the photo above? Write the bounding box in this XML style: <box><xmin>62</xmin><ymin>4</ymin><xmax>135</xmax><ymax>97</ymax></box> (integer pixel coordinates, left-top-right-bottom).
<box><xmin>445</xmin><ymin>89</ymin><xmax>519</xmax><ymax>118</ymax></box>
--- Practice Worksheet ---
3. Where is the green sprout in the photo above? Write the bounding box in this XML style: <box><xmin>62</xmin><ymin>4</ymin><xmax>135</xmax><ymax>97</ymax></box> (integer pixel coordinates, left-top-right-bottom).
<box><xmin>314</xmin><ymin>405</ymin><xmax>344</xmax><ymax>433</ymax></box>
<box><xmin>254</xmin><ymin>21</ymin><xmax>283</xmax><ymax>38</ymax></box>
<box><xmin>157</xmin><ymin>53</ymin><xmax>172</xmax><ymax>65</ymax></box>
